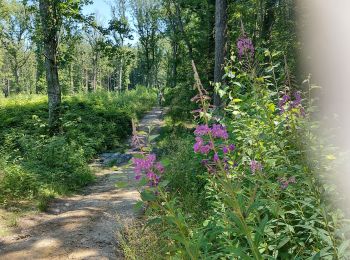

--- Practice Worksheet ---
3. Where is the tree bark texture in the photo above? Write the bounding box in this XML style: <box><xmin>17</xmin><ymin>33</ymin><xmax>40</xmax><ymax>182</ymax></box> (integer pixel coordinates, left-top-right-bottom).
<box><xmin>38</xmin><ymin>0</ymin><xmax>62</xmax><ymax>135</ymax></box>
<box><xmin>213</xmin><ymin>0</ymin><xmax>227</xmax><ymax>107</ymax></box>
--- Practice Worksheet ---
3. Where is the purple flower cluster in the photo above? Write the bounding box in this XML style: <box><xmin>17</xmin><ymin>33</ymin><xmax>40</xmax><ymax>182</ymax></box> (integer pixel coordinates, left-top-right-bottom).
<box><xmin>278</xmin><ymin>92</ymin><xmax>306</xmax><ymax>117</ymax></box>
<box><xmin>193</xmin><ymin>124</ymin><xmax>236</xmax><ymax>174</ymax></box>
<box><xmin>278</xmin><ymin>94</ymin><xmax>290</xmax><ymax>114</ymax></box>
<box><xmin>250</xmin><ymin>160</ymin><xmax>263</xmax><ymax>174</ymax></box>
<box><xmin>237</xmin><ymin>36</ymin><xmax>255</xmax><ymax>59</ymax></box>
<box><xmin>194</xmin><ymin>124</ymin><xmax>229</xmax><ymax>139</ymax></box>
<box><xmin>132</xmin><ymin>154</ymin><xmax>164</xmax><ymax>187</ymax></box>
<box><xmin>193</xmin><ymin>124</ymin><xmax>234</xmax><ymax>156</ymax></box>
<box><xmin>194</xmin><ymin>125</ymin><xmax>211</xmax><ymax>136</ymax></box>
<box><xmin>211</xmin><ymin>124</ymin><xmax>229</xmax><ymax>139</ymax></box>
<box><xmin>194</xmin><ymin>137</ymin><xmax>214</xmax><ymax>154</ymax></box>
<box><xmin>278</xmin><ymin>176</ymin><xmax>296</xmax><ymax>189</ymax></box>
<box><xmin>291</xmin><ymin>91</ymin><xmax>302</xmax><ymax>108</ymax></box>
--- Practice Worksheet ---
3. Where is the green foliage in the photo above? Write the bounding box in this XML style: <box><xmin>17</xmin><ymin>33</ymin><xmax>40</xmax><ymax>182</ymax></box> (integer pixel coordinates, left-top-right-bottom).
<box><xmin>0</xmin><ymin>86</ymin><xmax>156</xmax><ymax>207</ymax></box>
<box><xmin>157</xmin><ymin>125</ymin><xmax>208</xmax><ymax>219</ymax></box>
<box><xmin>135</xmin><ymin>53</ymin><xmax>350</xmax><ymax>258</ymax></box>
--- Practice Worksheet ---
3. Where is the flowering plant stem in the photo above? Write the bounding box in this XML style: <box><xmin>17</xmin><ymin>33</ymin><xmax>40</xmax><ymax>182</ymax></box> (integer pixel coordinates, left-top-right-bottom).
<box><xmin>191</xmin><ymin>60</ymin><xmax>262</xmax><ymax>259</ymax></box>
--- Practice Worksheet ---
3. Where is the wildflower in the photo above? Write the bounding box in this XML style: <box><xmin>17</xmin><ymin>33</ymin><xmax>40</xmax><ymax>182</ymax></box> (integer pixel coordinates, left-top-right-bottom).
<box><xmin>213</xmin><ymin>153</ymin><xmax>219</xmax><ymax>162</ymax></box>
<box><xmin>291</xmin><ymin>91</ymin><xmax>302</xmax><ymax>108</ymax></box>
<box><xmin>132</xmin><ymin>154</ymin><xmax>163</xmax><ymax>187</ymax></box>
<box><xmin>201</xmin><ymin>159</ymin><xmax>209</xmax><ymax>165</ymax></box>
<box><xmin>280</xmin><ymin>181</ymin><xmax>289</xmax><ymax>190</ymax></box>
<box><xmin>199</xmin><ymin>144</ymin><xmax>213</xmax><ymax>154</ymax></box>
<box><xmin>155</xmin><ymin>162</ymin><xmax>164</xmax><ymax>174</ymax></box>
<box><xmin>229</xmin><ymin>144</ymin><xmax>236</xmax><ymax>151</ymax></box>
<box><xmin>237</xmin><ymin>36</ymin><xmax>255</xmax><ymax>59</ymax></box>
<box><xmin>250</xmin><ymin>160</ymin><xmax>263</xmax><ymax>174</ymax></box>
<box><xmin>288</xmin><ymin>176</ymin><xmax>296</xmax><ymax>184</ymax></box>
<box><xmin>222</xmin><ymin>146</ymin><xmax>229</xmax><ymax>154</ymax></box>
<box><xmin>278</xmin><ymin>94</ymin><xmax>290</xmax><ymax>114</ymax></box>
<box><xmin>146</xmin><ymin>171</ymin><xmax>156</xmax><ymax>180</ymax></box>
<box><xmin>211</xmin><ymin>124</ymin><xmax>229</xmax><ymax>139</ymax></box>
<box><xmin>193</xmin><ymin>137</ymin><xmax>204</xmax><ymax>153</ymax></box>
<box><xmin>194</xmin><ymin>125</ymin><xmax>211</xmax><ymax>136</ymax></box>
<box><xmin>278</xmin><ymin>176</ymin><xmax>297</xmax><ymax>189</ymax></box>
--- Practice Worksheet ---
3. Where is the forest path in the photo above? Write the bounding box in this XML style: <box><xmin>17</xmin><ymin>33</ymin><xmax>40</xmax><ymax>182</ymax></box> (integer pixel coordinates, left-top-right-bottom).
<box><xmin>0</xmin><ymin>107</ymin><xmax>164</xmax><ymax>260</ymax></box>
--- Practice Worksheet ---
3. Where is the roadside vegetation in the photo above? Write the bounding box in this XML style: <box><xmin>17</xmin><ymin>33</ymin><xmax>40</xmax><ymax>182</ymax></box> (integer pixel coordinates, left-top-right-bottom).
<box><xmin>0</xmin><ymin>87</ymin><xmax>156</xmax><ymax>209</ymax></box>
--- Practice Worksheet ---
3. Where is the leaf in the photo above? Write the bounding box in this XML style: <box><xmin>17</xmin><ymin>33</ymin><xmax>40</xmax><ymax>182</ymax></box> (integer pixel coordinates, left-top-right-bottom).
<box><xmin>115</xmin><ymin>181</ymin><xmax>128</xmax><ymax>188</ymax></box>
<box><xmin>203</xmin><ymin>219</ymin><xmax>210</xmax><ymax>227</ymax></box>
<box><xmin>311</xmin><ymin>252</ymin><xmax>321</xmax><ymax>260</ymax></box>
<box><xmin>160</xmin><ymin>158</ymin><xmax>171</xmax><ymax>167</ymax></box>
<box><xmin>159</xmin><ymin>180</ymin><xmax>169</xmax><ymax>188</ymax></box>
<box><xmin>229</xmin><ymin>248</ymin><xmax>251</xmax><ymax>260</ymax></box>
<box><xmin>233</xmin><ymin>82</ymin><xmax>243</xmax><ymax>88</ymax></box>
<box><xmin>141</xmin><ymin>190</ymin><xmax>156</xmax><ymax>202</ymax></box>
<box><xmin>132</xmin><ymin>153</ymin><xmax>144</xmax><ymax>159</ymax></box>
<box><xmin>133</xmin><ymin>201</ymin><xmax>144</xmax><ymax>212</ymax></box>
<box><xmin>255</xmin><ymin>215</ymin><xmax>268</xmax><ymax>244</ymax></box>
<box><xmin>277</xmin><ymin>237</ymin><xmax>290</xmax><ymax>249</ymax></box>
<box><xmin>149</xmin><ymin>134</ymin><xmax>160</xmax><ymax>141</ymax></box>
<box><xmin>267</xmin><ymin>103</ymin><xmax>276</xmax><ymax>112</ymax></box>
<box><xmin>138</xmin><ymin>176</ymin><xmax>149</xmax><ymax>186</ymax></box>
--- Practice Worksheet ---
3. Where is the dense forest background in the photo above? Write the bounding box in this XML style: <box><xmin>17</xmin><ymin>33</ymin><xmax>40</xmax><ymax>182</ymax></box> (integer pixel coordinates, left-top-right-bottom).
<box><xmin>0</xmin><ymin>0</ymin><xmax>298</xmax><ymax>105</ymax></box>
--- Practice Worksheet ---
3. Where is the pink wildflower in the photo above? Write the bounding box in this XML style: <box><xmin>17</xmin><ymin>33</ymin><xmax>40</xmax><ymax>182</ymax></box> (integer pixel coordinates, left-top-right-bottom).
<box><xmin>194</xmin><ymin>125</ymin><xmax>211</xmax><ymax>136</ymax></box>
<box><xmin>250</xmin><ymin>160</ymin><xmax>263</xmax><ymax>174</ymax></box>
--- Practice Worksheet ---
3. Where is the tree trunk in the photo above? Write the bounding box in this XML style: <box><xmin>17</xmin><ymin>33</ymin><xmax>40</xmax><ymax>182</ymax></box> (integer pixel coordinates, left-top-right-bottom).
<box><xmin>261</xmin><ymin>0</ymin><xmax>277</xmax><ymax>43</ymax></box>
<box><xmin>118</xmin><ymin>58</ymin><xmax>123</xmax><ymax>91</ymax></box>
<box><xmin>213</xmin><ymin>0</ymin><xmax>228</xmax><ymax>107</ymax></box>
<box><xmin>13</xmin><ymin>64</ymin><xmax>20</xmax><ymax>93</ymax></box>
<box><xmin>85</xmin><ymin>68</ymin><xmax>89</xmax><ymax>92</ymax></box>
<box><xmin>39</xmin><ymin>0</ymin><xmax>62</xmax><ymax>135</ymax></box>
<box><xmin>7</xmin><ymin>79</ymin><xmax>10</xmax><ymax>97</ymax></box>
<box><xmin>3</xmin><ymin>79</ymin><xmax>10</xmax><ymax>97</ymax></box>
<box><xmin>69</xmin><ymin>62</ymin><xmax>74</xmax><ymax>94</ymax></box>
<box><xmin>172</xmin><ymin>40</ymin><xmax>178</xmax><ymax>87</ymax></box>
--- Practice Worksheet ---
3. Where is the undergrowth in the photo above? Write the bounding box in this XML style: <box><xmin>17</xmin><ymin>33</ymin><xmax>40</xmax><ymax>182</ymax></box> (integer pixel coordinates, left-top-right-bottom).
<box><xmin>0</xmin><ymin>86</ymin><xmax>156</xmax><ymax>209</ymax></box>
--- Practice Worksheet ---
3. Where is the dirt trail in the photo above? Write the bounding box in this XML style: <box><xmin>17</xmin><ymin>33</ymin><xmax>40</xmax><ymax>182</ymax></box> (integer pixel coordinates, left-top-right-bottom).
<box><xmin>0</xmin><ymin>107</ymin><xmax>164</xmax><ymax>260</ymax></box>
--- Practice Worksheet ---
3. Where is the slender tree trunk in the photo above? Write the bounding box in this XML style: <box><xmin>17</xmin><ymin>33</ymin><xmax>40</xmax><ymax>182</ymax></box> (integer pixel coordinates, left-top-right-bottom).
<box><xmin>39</xmin><ymin>0</ymin><xmax>62</xmax><ymax>135</ymax></box>
<box><xmin>3</xmin><ymin>79</ymin><xmax>10</xmax><ymax>97</ymax></box>
<box><xmin>93</xmin><ymin>68</ymin><xmax>97</xmax><ymax>92</ymax></box>
<box><xmin>13</xmin><ymin>64</ymin><xmax>20</xmax><ymax>93</ymax></box>
<box><xmin>261</xmin><ymin>0</ymin><xmax>277</xmax><ymax>43</ymax></box>
<box><xmin>85</xmin><ymin>68</ymin><xmax>89</xmax><ymax>92</ymax></box>
<box><xmin>213</xmin><ymin>0</ymin><xmax>228</xmax><ymax>107</ymax></box>
<box><xmin>118</xmin><ymin>58</ymin><xmax>123</xmax><ymax>91</ymax></box>
<box><xmin>69</xmin><ymin>63</ymin><xmax>74</xmax><ymax>94</ymax></box>
<box><xmin>7</xmin><ymin>79</ymin><xmax>10</xmax><ymax>97</ymax></box>
<box><xmin>172</xmin><ymin>40</ymin><xmax>178</xmax><ymax>87</ymax></box>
